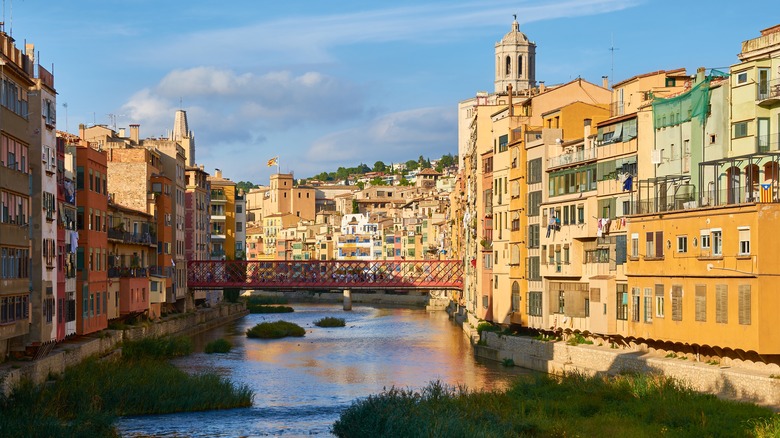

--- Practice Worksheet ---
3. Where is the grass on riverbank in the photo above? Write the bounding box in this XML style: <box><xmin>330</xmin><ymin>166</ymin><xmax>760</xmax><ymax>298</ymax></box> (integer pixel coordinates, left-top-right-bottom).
<box><xmin>0</xmin><ymin>336</ymin><xmax>253</xmax><ymax>437</ymax></box>
<box><xmin>247</xmin><ymin>304</ymin><xmax>295</xmax><ymax>314</ymax></box>
<box><xmin>246</xmin><ymin>320</ymin><xmax>306</xmax><ymax>339</ymax></box>
<box><xmin>314</xmin><ymin>317</ymin><xmax>346</xmax><ymax>328</ymax></box>
<box><xmin>332</xmin><ymin>372</ymin><xmax>779</xmax><ymax>437</ymax></box>
<box><xmin>205</xmin><ymin>338</ymin><xmax>233</xmax><ymax>354</ymax></box>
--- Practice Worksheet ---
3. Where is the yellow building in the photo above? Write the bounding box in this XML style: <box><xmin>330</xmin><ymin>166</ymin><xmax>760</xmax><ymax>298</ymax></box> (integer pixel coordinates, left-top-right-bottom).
<box><xmin>208</xmin><ymin>169</ymin><xmax>238</xmax><ymax>260</ymax></box>
<box><xmin>627</xmin><ymin>203</ymin><xmax>780</xmax><ymax>356</ymax></box>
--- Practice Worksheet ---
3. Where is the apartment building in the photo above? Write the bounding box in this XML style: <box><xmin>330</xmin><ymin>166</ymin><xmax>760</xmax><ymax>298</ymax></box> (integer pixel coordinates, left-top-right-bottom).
<box><xmin>56</xmin><ymin>135</ymin><xmax>78</xmax><ymax>338</ymax></box>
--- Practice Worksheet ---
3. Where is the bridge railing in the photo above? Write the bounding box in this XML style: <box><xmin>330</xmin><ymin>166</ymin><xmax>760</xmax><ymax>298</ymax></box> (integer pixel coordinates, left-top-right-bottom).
<box><xmin>187</xmin><ymin>259</ymin><xmax>464</xmax><ymax>290</ymax></box>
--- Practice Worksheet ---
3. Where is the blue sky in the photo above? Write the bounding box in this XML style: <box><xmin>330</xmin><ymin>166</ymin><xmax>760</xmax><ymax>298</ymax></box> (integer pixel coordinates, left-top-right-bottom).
<box><xmin>9</xmin><ymin>0</ymin><xmax>778</xmax><ymax>184</ymax></box>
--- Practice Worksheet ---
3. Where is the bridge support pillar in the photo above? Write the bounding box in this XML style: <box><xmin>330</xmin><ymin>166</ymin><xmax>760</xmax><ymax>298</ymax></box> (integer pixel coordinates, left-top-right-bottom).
<box><xmin>343</xmin><ymin>289</ymin><xmax>352</xmax><ymax>311</ymax></box>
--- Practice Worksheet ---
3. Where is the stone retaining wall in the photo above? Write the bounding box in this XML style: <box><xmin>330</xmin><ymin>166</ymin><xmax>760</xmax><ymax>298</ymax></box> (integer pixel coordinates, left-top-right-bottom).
<box><xmin>477</xmin><ymin>331</ymin><xmax>780</xmax><ymax>409</ymax></box>
<box><xmin>0</xmin><ymin>303</ymin><xmax>247</xmax><ymax>396</ymax></box>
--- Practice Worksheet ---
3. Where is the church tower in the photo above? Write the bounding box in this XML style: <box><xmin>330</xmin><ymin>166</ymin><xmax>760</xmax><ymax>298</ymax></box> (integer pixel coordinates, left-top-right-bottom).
<box><xmin>494</xmin><ymin>17</ymin><xmax>536</xmax><ymax>93</ymax></box>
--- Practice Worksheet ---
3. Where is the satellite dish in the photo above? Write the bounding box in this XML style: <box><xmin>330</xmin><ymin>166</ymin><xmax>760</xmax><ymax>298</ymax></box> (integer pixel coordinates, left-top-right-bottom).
<box><xmin>555</xmin><ymin>138</ymin><xmax>562</xmax><ymax>144</ymax></box>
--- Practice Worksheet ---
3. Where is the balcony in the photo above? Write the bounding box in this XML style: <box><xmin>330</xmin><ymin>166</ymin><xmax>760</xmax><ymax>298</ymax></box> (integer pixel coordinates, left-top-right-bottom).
<box><xmin>757</xmin><ymin>133</ymin><xmax>780</xmax><ymax>153</ymax></box>
<box><xmin>757</xmin><ymin>78</ymin><xmax>780</xmax><ymax>107</ymax></box>
<box><xmin>108</xmin><ymin>267</ymin><xmax>149</xmax><ymax>278</ymax></box>
<box><xmin>547</xmin><ymin>147</ymin><xmax>597</xmax><ymax>169</ymax></box>
<box><xmin>210</xmin><ymin>193</ymin><xmax>227</xmax><ymax>203</ymax></box>
<box><xmin>107</xmin><ymin>228</ymin><xmax>156</xmax><ymax>246</ymax></box>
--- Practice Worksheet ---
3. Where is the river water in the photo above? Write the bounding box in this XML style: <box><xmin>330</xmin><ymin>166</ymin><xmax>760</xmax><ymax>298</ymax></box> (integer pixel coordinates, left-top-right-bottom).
<box><xmin>116</xmin><ymin>304</ymin><xmax>532</xmax><ymax>437</ymax></box>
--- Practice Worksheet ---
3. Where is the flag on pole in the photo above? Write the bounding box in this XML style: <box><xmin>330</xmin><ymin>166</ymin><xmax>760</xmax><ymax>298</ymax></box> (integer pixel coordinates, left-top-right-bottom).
<box><xmin>267</xmin><ymin>156</ymin><xmax>278</xmax><ymax>167</ymax></box>
<box><xmin>760</xmin><ymin>183</ymin><xmax>773</xmax><ymax>203</ymax></box>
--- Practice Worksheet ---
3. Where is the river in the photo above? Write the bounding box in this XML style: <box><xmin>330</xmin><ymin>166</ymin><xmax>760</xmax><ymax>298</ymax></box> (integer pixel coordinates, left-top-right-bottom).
<box><xmin>116</xmin><ymin>304</ymin><xmax>532</xmax><ymax>437</ymax></box>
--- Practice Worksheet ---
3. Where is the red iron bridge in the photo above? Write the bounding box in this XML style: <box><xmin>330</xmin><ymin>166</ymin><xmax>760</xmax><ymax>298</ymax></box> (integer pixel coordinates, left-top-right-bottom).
<box><xmin>187</xmin><ymin>260</ymin><xmax>464</xmax><ymax>291</ymax></box>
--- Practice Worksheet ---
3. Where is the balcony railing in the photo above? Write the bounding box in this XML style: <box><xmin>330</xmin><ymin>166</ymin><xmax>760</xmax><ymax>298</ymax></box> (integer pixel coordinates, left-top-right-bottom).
<box><xmin>757</xmin><ymin>78</ymin><xmax>780</xmax><ymax>103</ymax></box>
<box><xmin>108</xmin><ymin>267</ymin><xmax>149</xmax><ymax>278</ymax></box>
<box><xmin>107</xmin><ymin>228</ymin><xmax>156</xmax><ymax>245</ymax></box>
<box><xmin>547</xmin><ymin>147</ymin><xmax>597</xmax><ymax>168</ymax></box>
<box><xmin>757</xmin><ymin>133</ymin><xmax>780</xmax><ymax>153</ymax></box>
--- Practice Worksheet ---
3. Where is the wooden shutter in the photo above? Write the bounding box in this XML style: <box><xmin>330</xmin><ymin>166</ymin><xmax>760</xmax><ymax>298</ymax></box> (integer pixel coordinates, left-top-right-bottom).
<box><xmin>655</xmin><ymin>231</ymin><xmax>664</xmax><ymax>258</ymax></box>
<box><xmin>671</xmin><ymin>285</ymin><xmax>683</xmax><ymax>321</ymax></box>
<box><xmin>590</xmin><ymin>287</ymin><xmax>601</xmax><ymax>303</ymax></box>
<box><xmin>738</xmin><ymin>284</ymin><xmax>751</xmax><ymax>325</ymax></box>
<box><xmin>715</xmin><ymin>284</ymin><xmax>728</xmax><ymax>324</ymax></box>
<box><xmin>695</xmin><ymin>285</ymin><xmax>706</xmax><ymax>322</ymax></box>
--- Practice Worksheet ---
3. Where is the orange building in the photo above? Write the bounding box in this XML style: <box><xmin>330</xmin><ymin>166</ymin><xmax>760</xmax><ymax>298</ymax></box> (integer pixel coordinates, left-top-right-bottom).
<box><xmin>75</xmin><ymin>141</ymin><xmax>109</xmax><ymax>335</ymax></box>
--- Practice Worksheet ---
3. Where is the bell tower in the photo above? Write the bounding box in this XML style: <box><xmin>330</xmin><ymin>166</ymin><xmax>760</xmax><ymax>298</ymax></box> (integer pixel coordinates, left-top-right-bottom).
<box><xmin>495</xmin><ymin>16</ymin><xmax>536</xmax><ymax>93</ymax></box>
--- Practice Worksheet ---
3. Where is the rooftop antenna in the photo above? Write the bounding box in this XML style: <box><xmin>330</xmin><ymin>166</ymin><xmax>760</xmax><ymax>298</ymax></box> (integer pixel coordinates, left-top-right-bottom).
<box><xmin>107</xmin><ymin>113</ymin><xmax>124</xmax><ymax>131</ymax></box>
<box><xmin>609</xmin><ymin>33</ymin><xmax>619</xmax><ymax>88</ymax></box>
<box><xmin>62</xmin><ymin>102</ymin><xmax>68</xmax><ymax>133</ymax></box>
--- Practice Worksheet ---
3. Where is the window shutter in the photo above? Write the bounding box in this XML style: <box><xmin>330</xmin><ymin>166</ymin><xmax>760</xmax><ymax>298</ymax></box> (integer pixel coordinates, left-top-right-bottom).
<box><xmin>671</xmin><ymin>285</ymin><xmax>683</xmax><ymax>321</ymax></box>
<box><xmin>695</xmin><ymin>285</ymin><xmax>706</xmax><ymax>322</ymax></box>
<box><xmin>715</xmin><ymin>284</ymin><xmax>728</xmax><ymax>324</ymax></box>
<box><xmin>590</xmin><ymin>287</ymin><xmax>601</xmax><ymax>303</ymax></box>
<box><xmin>615</xmin><ymin>235</ymin><xmax>626</xmax><ymax>265</ymax></box>
<box><xmin>655</xmin><ymin>231</ymin><xmax>664</xmax><ymax>257</ymax></box>
<box><xmin>738</xmin><ymin>284</ymin><xmax>751</xmax><ymax>325</ymax></box>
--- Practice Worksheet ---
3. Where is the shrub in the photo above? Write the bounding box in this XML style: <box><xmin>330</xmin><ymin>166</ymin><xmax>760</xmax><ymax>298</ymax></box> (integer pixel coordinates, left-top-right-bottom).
<box><xmin>476</xmin><ymin>322</ymin><xmax>500</xmax><ymax>336</ymax></box>
<box><xmin>247</xmin><ymin>304</ymin><xmax>294</xmax><ymax>314</ymax></box>
<box><xmin>122</xmin><ymin>336</ymin><xmax>193</xmax><ymax>360</ymax></box>
<box><xmin>314</xmin><ymin>317</ymin><xmax>346</xmax><ymax>328</ymax></box>
<box><xmin>204</xmin><ymin>338</ymin><xmax>232</xmax><ymax>354</ymax></box>
<box><xmin>501</xmin><ymin>358</ymin><xmax>515</xmax><ymax>367</ymax></box>
<box><xmin>246</xmin><ymin>320</ymin><xmax>305</xmax><ymax>339</ymax></box>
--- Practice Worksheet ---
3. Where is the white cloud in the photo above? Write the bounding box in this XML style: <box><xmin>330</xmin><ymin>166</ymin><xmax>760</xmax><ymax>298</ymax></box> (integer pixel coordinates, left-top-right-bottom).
<box><xmin>306</xmin><ymin>106</ymin><xmax>457</xmax><ymax>166</ymax></box>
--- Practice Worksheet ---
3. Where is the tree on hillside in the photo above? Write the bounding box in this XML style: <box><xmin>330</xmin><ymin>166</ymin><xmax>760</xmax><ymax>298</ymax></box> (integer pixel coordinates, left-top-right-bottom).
<box><xmin>236</xmin><ymin>181</ymin><xmax>258</xmax><ymax>192</ymax></box>
<box><xmin>405</xmin><ymin>160</ymin><xmax>419</xmax><ymax>171</ymax></box>
<box><xmin>399</xmin><ymin>177</ymin><xmax>412</xmax><ymax>186</ymax></box>
<box><xmin>370</xmin><ymin>177</ymin><xmax>386</xmax><ymax>186</ymax></box>
<box><xmin>373</xmin><ymin>161</ymin><xmax>387</xmax><ymax>173</ymax></box>
<box><xmin>436</xmin><ymin>153</ymin><xmax>455</xmax><ymax>172</ymax></box>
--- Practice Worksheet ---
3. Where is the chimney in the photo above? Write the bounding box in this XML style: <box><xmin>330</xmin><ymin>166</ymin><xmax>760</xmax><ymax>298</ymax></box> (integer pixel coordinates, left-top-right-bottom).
<box><xmin>215</xmin><ymin>168</ymin><xmax>222</xmax><ymax>179</ymax></box>
<box><xmin>602</xmin><ymin>76</ymin><xmax>609</xmax><ymax>89</ymax></box>
<box><xmin>539</xmin><ymin>81</ymin><xmax>546</xmax><ymax>93</ymax></box>
<box><xmin>79</xmin><ymin>123</ymin><xmax>86</xmax><ymax>140</ymax></box>
<box><xmin>696</xmin><ymin>67</ymin><xmax>706</xmax><ymax>85</ymax></box>
<box><xmin>507</xmin><ymin>84</ymin><xmax>513</xmax><ymax>117</ymax></box>
<box><xmin>118</xmin><ymin>128</ymin><xmax>126</xmax><ymax>137</ymax></box>
<box><xmin>584</xmin><ymin>118</ymin><xmax>592</xmax><ymax>147</ymax></box>
<box><xmin>129</xmin><ymin>124</ymin><xmax>140</xmax><ymax>143</ymax></box>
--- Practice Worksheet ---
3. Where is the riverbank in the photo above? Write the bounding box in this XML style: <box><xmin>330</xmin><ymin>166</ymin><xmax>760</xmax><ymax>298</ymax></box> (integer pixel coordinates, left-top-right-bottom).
<box><xmin>448</xmin><ymin>304</ymin><xmax>780</xmax><ymax>409</ymax></box>
<box><xmin>0</xmin><ymin>302</ymin><xmax>247</xmax><ymax>395</ymax></box>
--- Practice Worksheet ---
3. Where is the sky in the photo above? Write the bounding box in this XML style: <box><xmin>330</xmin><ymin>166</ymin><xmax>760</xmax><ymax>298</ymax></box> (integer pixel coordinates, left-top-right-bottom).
<box><xmin>8</xmin><ymin>0</ymin><xmax>779</xmax><ymax>184</ymax></box>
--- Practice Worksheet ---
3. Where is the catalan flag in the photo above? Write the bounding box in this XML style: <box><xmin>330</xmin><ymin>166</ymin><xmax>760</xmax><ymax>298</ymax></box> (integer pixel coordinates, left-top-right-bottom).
<box><xmin>760</xmin><ymin>183</ymin><xmax>773</xmax><ymax>203</ymax></box>
<box><xmin>267</xmin><ymin>156</ymin><xmax>278</xmax><ymax>167</ymax></box>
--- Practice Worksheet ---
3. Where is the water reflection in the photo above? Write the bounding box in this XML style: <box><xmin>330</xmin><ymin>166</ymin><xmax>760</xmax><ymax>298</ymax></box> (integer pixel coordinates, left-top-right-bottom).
<box><xmin>118</xmin><ymin>304</ymin><xmax>531</xmax><ymax>437</ymax></box>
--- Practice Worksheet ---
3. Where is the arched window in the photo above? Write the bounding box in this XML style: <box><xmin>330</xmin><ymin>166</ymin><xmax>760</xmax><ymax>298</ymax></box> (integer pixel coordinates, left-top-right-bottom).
<box><xmin>505</xmin><ymin>56</ymin><xmax>511</xmax><ymax>77</ymax></box>
<box><xmin>511</xmin><ymin>281</ymin><xmax>520</xmax><ymax>312</ymax></box>
<box><xmin>764</xmin><ymin>161</ymin><xmax>778</xmax><ymax>182</ymax></box>
<box><xmin>726</xmin><ymin>166</ymin><xmax>741</xmax><ymax>204</ymax></box>
<box><xmin>518</xmin><ymin>55</ymin><xmax>523</xmax><ymax>77</ymax></box>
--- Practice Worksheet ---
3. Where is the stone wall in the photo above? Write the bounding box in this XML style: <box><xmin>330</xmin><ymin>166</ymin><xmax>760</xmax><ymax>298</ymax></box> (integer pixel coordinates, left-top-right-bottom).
<box><xmin>0</xmin><ymin>303</ymin><xmax>247</xmax><ymax>396</ymax></box>
<box><xmin>476</xmin><ymin>331</ymin><xmax>780</xmax><ymax>409</ymax></box>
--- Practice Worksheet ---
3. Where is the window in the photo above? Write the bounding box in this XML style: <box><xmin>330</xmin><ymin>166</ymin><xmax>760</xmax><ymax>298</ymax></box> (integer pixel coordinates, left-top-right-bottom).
<box><xmin>655</xmin><ymin>284</ymin><xmax>665</xmax><ymax>318</ymax></box>
<box><xmin>528</xmin><ymin>291</ymin><xmax>542</xmax><ymax>316</ymax></box>
<box><xmin>558</xmin><ymin>291</ymin><xmax>565</xmax><ymax>314</ymax></box>
<box><xmin>671</xmin><ymin>285</ymin><xmax>683</xmax><ymax>321</ymax></box>
<box><xmin>695</xmin><ymin>285</ymin><xmax>706</xmax><ymax>322</ymax></box>
<box><xmin>700</xmin><ymin>230</ymin><xmax>711</xmax><ymax>250</ymax></box>
<box><xmin>527</xmin><ymin>256</ymin><xmax>540</xmax><ymax>281</ymax></box>
<box><xmin>677</xmin><ymin>236</ymin><xmax>687</xmax><ymax>253</ymax></box>
<box><xmin>527</xmin><ymin>191</ymin><xmax>542</xmax><ymax>216</ymax></box>
<box><xmin>716</xmin><ymin>284</ymin><xmax>728</xmax><ymax>324</ymax></box>
<box><xmin>643</xmin><ymin>288</ymin><xmax>653</xmax><ymax>323</ymax></box>
<box><xmin>482</xmin><ymin>295</ymin><xmax>489</xmax><ymax>309</ymax></box>
<box><xmin>511</xmin><ymin>282</ymin><xmax>520</xmax><ymax>312</ymax></box>
<box><xmin>712</xmin><ymin>230</ymin><xmax>722</xmax><ymax>256</ymax></box>
<box><xmin>736</xmin><ymin>71</ymin><xmax>748</xmax><ymax>85</ymax></box>
<box><xmin>615</xmin><ymin>235</ymin><xmax>626</xmax><ymax>265</ymax></box>
<box><xmin>616</xmin><ymin>284</ymin><xmax>628</xmax><ymax>320</ymax></box>
<box><xmin>528</xmin><ymin>225</ymin><xmax>540</xmax><ymax>248</ymax></box>
<box><xmin>236</xmin><ymin>205</ymin><xmax>243</xmax><ymax>213</ymax></box>
<box><xmin>646</xmin><ymin>232</ymin><xmax>654</xmax><ymax>257</ymax></box>
<box><xmin>738</xmin><ymin>285</ymin><xmax>751</xmax><ymax>325</ymax></box>
<box><xmin>738</xmin><ymin>227</ymin><xmax>750</xmax><ymax>255</ymax></box>
<box><xmin>563</xmin><ymin>206</ymin><xmax>569</xmax><ymax>225</ymax></box>
<box><xmin>577</xmin><ymin>205</ymin><xmax>584</xmax><ymax>224</ymax></box>
<box><xmin>733</xmin><ymin>121</ymin><xmax>748</xmax><ymax>139</ymax></box>
<box><xmin>631</xmin><ymin>233</ymin><xmax>639</xmax><ymax>258</ymax></box>
<box><xmin>498</xmin><ymin>134</ymin><xmax>508</xmax><ymax>153</ymax></box>
<box><xmin>527</xmin><ymin>158</ymin><xmax>542</xmax><ymax>184</ymax></box>
<box><xmin>631</xmin><ymin>287</ymin><xmax>640</xmax><ymax>322</ymax></box>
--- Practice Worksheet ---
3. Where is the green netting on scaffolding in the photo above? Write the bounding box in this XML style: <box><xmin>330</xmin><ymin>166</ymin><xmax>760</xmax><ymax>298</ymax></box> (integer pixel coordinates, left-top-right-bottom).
<box><xmin>652</xmin><ymin>76</ymin><xmax>712</xmax><ymax>129</ymax></box>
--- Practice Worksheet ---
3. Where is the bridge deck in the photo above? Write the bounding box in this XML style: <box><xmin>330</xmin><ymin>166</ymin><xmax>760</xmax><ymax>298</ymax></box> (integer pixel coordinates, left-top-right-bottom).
<box><xmin>188</xmin><ymin>260</ymin><xmax>463</xmax><ymax>290</ymax></box>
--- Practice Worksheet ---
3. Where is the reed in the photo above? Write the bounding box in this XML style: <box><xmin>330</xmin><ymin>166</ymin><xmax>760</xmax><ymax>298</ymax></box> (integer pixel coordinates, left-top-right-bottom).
<box><xmin>121</xmin><ymin>336</ymin><xmax>193</xmax><ymax>360</ymax></box>
<box><xmin>314</xmin><ymin>317</ymin><xmax>346</xmax><ymax>327</ymax></box>
<box><xmin>247</xmin><ymin>304</ymin><xmax>294</xmax><ymax>314</ymax></box>
<box><xmin>332</xmin><ymin>373</ymin><xmax>777</xmax><ymax>437</ymax></box>
<box><xmin>204</xmin><ymin>338</ymin><xmax>232</xmax><ymax>354</ymax></box>
<box><xmin>246</xmin><ymin>320</ymin><xmax>306</xmax><ymax>339</ymax></box>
